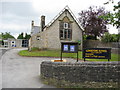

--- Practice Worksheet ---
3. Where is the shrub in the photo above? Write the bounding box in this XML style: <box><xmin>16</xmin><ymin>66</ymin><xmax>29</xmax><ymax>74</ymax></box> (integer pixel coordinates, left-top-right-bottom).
<box><xmin>112</xmin><ymin>34</ymin><xmax>119</xmax><ymax>42</ymax></box>
<box><xmin>101</xmin><ymin>32</ymin><xmax>119</xmax><ymax>43</ymax></box>
<box><xmin>83</xmin><ymin>35</ymin><xmax>96</xmax><ymax>40</ymax></box>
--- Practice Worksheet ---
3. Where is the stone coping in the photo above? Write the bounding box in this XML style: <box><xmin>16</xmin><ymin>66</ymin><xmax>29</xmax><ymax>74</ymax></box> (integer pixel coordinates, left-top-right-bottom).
<box><xmin>41</xmin><ymin>61</ymin><xmax>119</xmax><ymax>65</ymax></box>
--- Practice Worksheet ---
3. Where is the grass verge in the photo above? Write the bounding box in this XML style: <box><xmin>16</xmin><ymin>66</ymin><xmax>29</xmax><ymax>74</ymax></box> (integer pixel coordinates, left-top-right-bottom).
<box><xmin>18</xmin><ymin>50</ymin><xmax>118</xmax><ymax>61</ymax></box>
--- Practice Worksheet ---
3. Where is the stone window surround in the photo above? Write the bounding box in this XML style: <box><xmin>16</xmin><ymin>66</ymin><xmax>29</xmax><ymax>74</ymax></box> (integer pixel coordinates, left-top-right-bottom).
<box><xmin>59</xmin><ymin>16</ymin><xmax>73</xmax><ymax>40</ymax></box>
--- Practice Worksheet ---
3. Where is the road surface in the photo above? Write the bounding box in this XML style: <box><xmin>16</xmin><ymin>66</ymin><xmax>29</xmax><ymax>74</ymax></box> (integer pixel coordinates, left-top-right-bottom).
<box><xmin>0</xmin><ymin>48</ymin><xmax>10</xmax><ymax>89</ymax></box>
<box><xmin>1</xmin><ymin>48</ymin><xmax>76</xmax><ymax>88</ymax></box>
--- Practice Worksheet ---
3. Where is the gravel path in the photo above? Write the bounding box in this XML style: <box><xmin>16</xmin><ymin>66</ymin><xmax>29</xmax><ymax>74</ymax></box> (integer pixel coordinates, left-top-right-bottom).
<box><xmin>1</xmin><ymin>48</ymin><xmax>77</xmax><ymax>88</ymax></box>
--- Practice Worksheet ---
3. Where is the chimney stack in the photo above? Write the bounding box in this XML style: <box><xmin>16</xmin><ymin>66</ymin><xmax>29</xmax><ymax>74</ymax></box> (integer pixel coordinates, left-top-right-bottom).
<box><xmin>31</xmin><ymin>20</ymin><xmax>34</xmax><ymax>26</ymax></box>
<box><xmin>41</xmin><ymin>15</ymin><xmax>45</xmax><ymax>32</ymax></box>
<box><xmin>31</xmin><ymin>20</ymin><xmax>34</xmax><ymax>35</ymax></box>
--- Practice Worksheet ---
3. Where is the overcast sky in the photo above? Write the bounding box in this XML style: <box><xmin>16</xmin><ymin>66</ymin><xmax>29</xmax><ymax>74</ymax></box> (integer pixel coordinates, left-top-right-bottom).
<box><xmin>0</xmin><ymin>0</ymin><xmax>119</xmax><ymax>38</ymax></box>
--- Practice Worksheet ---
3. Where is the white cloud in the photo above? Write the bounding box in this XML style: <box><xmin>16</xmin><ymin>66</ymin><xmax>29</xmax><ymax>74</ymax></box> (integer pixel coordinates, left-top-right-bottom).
<box><xmin>31</xmin><ymin>0</ymin><xmax>118</xmax><ymax>15</ymax></box>
<box><xmin>0</xmin><ymin>0</ymin><xmax>119</xmax><ymax>38</ymax></box>
<box><xmin>0</xmin><ymin>23</ymin><xmax>27</xmax><ymax>31</ymax></box>
<box><xmin>1</xmin><ymin>0</ymin><xmax>33</xmax><ymax>2</ymax></box>
<box><xmin>108</xmin><ymin>25</ymin><xmax>118</xmax><ymax>34</ymax></box>
<box><xmin>0</xmin><ymin>22</ymin><xmax>31</xmax><ymax>38</ymax></box>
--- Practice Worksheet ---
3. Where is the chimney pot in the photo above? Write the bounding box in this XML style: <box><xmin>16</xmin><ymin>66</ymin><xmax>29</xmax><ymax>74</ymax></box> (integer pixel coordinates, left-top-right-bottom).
<box><xmin>32</xmin><ymin>20</ymin><xmax>34</xmax><ymax>26</ymax></box>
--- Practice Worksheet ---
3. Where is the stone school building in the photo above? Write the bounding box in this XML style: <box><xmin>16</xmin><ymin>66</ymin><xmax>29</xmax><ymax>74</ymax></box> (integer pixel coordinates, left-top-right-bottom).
<box><xmin>29</xmin><ymin>6</ymin><xmax>84</xmax><ymax>50</ymax></box>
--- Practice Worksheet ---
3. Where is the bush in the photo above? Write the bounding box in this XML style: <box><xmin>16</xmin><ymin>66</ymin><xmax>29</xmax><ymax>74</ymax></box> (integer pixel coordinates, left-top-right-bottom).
<box><xmin>83</xmin><ymin>35</ymin><xmax>96</xmax><ymax>40</ymax></box>
<box><xmin>101</xmin><ymin>32</ymin><xmax>119</xmax><ymax>43</ymax></box>
<box><xmin>112</xmin><ymin>34</ymin><xmax>119</xmax><ymax>42</ymax></box>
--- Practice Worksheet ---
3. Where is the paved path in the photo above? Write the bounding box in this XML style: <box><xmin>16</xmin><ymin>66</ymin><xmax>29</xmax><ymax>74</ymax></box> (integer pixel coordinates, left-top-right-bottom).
<box><xmin>1</xmin><ymin>48</ymin><xmax>77</xmax><ymax>88</ymax></box>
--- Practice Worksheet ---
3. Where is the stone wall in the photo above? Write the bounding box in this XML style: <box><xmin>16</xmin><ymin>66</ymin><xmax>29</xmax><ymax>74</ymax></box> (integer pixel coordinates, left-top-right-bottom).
<box><xmin>41</xmin><ymin>61</ymin><xmax>119</xmax><ymax>88</ymax></box>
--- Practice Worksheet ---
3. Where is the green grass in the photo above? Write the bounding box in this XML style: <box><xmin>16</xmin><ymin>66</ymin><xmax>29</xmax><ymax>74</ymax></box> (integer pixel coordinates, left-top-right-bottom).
<box><xmin>18</xmin><ymin>50</ymin><xmax>119</xmax><ymax>61</ymax></box>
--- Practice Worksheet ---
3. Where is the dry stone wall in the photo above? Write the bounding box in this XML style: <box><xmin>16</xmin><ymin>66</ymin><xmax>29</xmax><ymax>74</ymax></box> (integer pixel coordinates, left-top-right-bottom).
<box><xmin>41</xmin><ymin>61</ymin><xmax>119</xmax><ymax>83</ymax></box>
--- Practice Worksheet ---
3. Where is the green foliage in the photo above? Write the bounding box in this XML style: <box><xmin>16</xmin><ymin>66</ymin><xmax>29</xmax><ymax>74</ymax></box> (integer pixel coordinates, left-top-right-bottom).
<box><xmin>17</xmin><ymin>32</ymin><xmax>31</xmax><ymax>39</ymax></box>
<box><xmin>86</xmin><ymin>35</ymin><xmax>96</xmax><ymax>40</ymax></box>
<box><xmin>101</xmin><ymin>32</ymin><xmax>119</xmax><ymax>42</ymax></box>
<box><xmin>1</xmin><ymin>32</ymin><xmax>15</xmax><ymax>40</ymax></box>
<box><xmin>83</xmin><ymin>35</ymin><xmax>87</xmax><ymax>40</ymax></box>
<box><xmin>17</xmin><ymin>32</ymin><xmax>24</xmax><ymax>39</ymax></box>
<box><xmin>112</xmin><ymin>34</ymin><xmax>119</xmax><ymax>42</ymax></box>
<box><xmin>0</xmin><ymin>33</ymin><xmax>2</xmax><ymax>40</ymax></box>
<box><xmin>83</xmin><ymin>35</ymin><xmax>97</xmax><ymax>40</ymax></box>
<box><xmin>77</xmin><ymin>40</ymin><xmax>81</xmax><ymax>45</ymax></box>
<box><xmin>101</xmin><ymin>32</ymin><xmax>113</xmax><ymax>42</ymax></box>
<box><xmin>100</xmin><ymin>1</ymin><xmax>120</xmax><ymax>28</ymax></box>
<box><xmin>24</xmin><ymin>33</ymin><xmax>31</xmax><ymax>39</ymax></box>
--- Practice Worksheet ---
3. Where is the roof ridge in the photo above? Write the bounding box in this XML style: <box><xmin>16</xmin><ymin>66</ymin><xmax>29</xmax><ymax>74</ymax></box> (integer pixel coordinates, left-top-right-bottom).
<box><xmin>46</xmin><ymin>6</ymin><xmax>84</xmax><ymax>31</ymax></box>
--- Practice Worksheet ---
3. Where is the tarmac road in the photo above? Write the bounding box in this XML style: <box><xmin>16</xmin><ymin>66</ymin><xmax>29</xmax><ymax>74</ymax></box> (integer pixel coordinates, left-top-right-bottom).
<box><xmin>0</xmin><ymin>48</ymin><xmax>10</xmax><ymax>89</ymax></box>
<box><xmin>0</xmin><ymin>49</ymin><xmax>2</xmax><ymax>89</ymax></box>
<box><xmin>1</xmin><ymin>48</ymin><xmax>76</xmax><ymax>88</ymax></box>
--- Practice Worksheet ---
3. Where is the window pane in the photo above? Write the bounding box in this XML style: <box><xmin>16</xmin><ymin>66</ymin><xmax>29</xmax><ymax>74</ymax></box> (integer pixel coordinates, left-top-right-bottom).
<box><xmin>64</xmin><ymin>23</ymin><xmax>68</xmax><ymax>29</ymax></box>
<box><xmin>64</xmin><ymin>29</ymin><xmax>67</xmax><ymax>39</ymax></box>
<box><xmin>60</xmin><ymin>30</ymin><xmax>63</xmax><ymax>39</ymax></box>
<box><xmin>59</xmin><ymin>21</ymin><xmax>72</xmax><ymax>40</ymax></box>
<box><xmin>68</xmin><ymin>30</ymin><xmax>71</xmax><ymax>39</ymax></box>
<box><xmin>68</xmin><ymin>23</ymin><xmax>71</xmax><ymax>28</ymax></box>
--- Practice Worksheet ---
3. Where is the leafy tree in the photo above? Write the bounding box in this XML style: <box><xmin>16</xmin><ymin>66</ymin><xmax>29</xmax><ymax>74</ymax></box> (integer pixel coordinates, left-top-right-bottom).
<box><xmin>78</xmin><ymin>6</ymin><xmax>109</xmax><ymax>40</ymax></box>
<box><xmin>101</xmin><ymin>32</ymin><xmax>113</xmax><ymax>42</ymax></box>
<box><xmin>17</xmin><ymin>32</ymin><xmax>31</xmax><ymax>39</ymax></box>
<box><xmin>24</xmin><ymin>33</ymin><xmax>31</xmax><ymax>39</ymax></box>
<box><xmin>17</xmin><ymin>32</ymin><xmax>24</xmax><ymax>39</ymax></box>
<box><xmin>0</xmin><ymin>33</ymin><xmax>2</xmax><ymax>39</ymax></box>
<box><xmin>101</xmin><ymin>32</ymin><xmax>119</xmax><ymax>42</ymax></box>
<box><xmin>2</xmin><ymin>32</ymin><xmax>15</xmax><ymax>40</ymax></box>
<box><xmin>111</xmin><ymin>34</ymin><xmax>119</xmax><ymax>42</ymax></box>
<box><xmin>101</xmin><ymin>0</ymin><xmax>120</xmax><ymax>28</ymax></box>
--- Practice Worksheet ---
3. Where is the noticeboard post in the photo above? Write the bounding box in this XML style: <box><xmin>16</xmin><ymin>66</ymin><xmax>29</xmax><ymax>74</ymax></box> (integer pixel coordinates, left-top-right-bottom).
<box><xmin>61</xmin><ymin>42</ymin><xmax>79</xmax><ymax>62</ymax></box>
<box><xmin>83</xmin><ymin>48</ymin><xmax>111</xmax><ymax>61</ymax></box>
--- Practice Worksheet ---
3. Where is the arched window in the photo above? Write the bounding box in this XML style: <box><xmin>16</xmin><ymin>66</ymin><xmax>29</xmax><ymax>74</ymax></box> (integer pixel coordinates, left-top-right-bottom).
<box><xmin>59</xmin><ymin>16</ymin><xmax>72</xmax><ymax>40</ymax></box>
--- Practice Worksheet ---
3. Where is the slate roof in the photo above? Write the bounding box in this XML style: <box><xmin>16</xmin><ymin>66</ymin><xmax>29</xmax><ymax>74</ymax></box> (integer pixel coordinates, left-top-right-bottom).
<box><xmin>31</xmin><ymin>26</ymin><xmax>40</xmax><ymax>36</ymax></box>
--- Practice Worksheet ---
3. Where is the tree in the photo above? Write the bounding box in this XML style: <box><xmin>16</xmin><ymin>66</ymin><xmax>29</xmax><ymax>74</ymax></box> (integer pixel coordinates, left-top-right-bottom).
<box><xmin>17</xmin><ymin>32</ymin><xmax>31</xmax><ymax>39</ymax></box>
<box><xmin>2</xmin><ymin>32</ymin><xmax>15</xmax><ymax>40</ymax></box>
<box><xmin>17</xmin><ymin>32</ymin><xmax>24</xmax><ymax>39</ymax></box>
<box><xmin>101</xmin><ymin>32</ymin><xmax>113</xmax><ymax>42</ymax></box>
<box><xmin>24</xmin><ymin>33</ymin><xmax>31</xmax><ymax>39</ymax></box>
<box><xmin>101</xmin><ymin>0</ymin><xmax>120</xmax><ymax>28</ymax></box>
<box><xmin>78</xmin><ymin>6</ymin><xmax>109</xmax><ymax>39</ymax></box>
<box><xmin>101</xmin><ymin>32</ymin><xmax>119</xmax><ymax>42</ymax></box>
<box><xmin>0</xmin><ymin>33</ymin><xmax>2</xmax><ymax>40</ymax></box>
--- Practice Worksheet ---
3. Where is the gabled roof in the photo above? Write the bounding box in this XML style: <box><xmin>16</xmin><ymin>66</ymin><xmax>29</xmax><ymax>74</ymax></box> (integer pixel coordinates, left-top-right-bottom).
<box><xmin>46</xmin><ymin>5</ymin><xmax>84</xmax><ymax>31</ymax></box>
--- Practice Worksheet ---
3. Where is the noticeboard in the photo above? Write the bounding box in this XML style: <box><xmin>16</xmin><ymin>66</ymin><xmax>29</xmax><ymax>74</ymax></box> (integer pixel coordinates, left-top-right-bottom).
<box><xmin>83</xmin><ymin>48</ymin><xmax>111</xmax><ymax>61</ymax></box>
<box><xmin>61</xmin><ymin>42</ymin><xmax>78</xmax><ymax>53</ymax></box>
<box><xmin>61</xmin><ymin>42</ymin><xmax>79</xmax><ymax>62</ymax></box>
